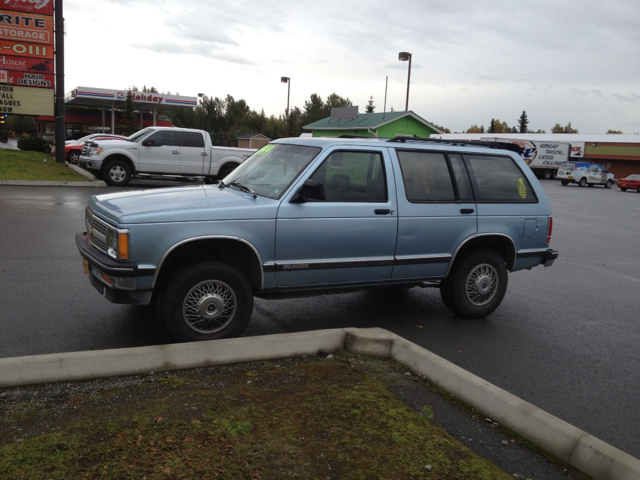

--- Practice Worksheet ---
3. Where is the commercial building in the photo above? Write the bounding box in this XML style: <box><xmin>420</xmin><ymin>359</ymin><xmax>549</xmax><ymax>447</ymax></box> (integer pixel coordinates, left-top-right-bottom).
<box><xmin>36</xmin><ymin>86</ymin><xmax>198</xmax><ymax>140</ymax></box>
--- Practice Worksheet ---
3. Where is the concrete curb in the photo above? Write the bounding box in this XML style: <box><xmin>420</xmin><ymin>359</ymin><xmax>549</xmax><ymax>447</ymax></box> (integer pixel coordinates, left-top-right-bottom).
<box><xmin>1</xmin><ymin>327</ymin><xmax>638</xmax><ymax>480</ymax></box>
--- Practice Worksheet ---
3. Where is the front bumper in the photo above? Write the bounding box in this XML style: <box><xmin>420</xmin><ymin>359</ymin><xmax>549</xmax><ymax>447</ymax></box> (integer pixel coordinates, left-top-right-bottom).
<box><xmin>79</xmin><ymin>155</ymin><xmax>103</xmax><ymax>171</ymax></box>
<box><xmin>75</xmin><ymin>232</ymin><xmax>153</xmax><ymax>305</ymax></box>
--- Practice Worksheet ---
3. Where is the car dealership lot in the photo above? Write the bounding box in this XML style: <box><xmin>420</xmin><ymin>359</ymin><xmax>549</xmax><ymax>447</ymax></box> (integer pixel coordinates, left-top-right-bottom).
<box><xmin>0</xmin><ymin>179</ymin><xmax>639</xmax><ymax>460</ymax></box>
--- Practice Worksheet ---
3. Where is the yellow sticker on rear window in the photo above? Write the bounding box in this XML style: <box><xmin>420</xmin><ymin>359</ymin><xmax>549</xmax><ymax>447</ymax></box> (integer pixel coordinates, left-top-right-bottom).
<box><xmin>518</xmin><ymin>178</ymin><xmax>527</xmax><ymax>198</ymax></box>
<box><xmin>256</xmin><ymin>144</ymin><xmax>275</xmax><ymax>156</ymax></box>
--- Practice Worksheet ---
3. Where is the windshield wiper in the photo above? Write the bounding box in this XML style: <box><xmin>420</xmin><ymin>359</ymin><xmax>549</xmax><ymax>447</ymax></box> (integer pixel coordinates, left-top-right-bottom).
<box><xmin>227</xmin><ymin>181</ymin><xmax>257</xmax><ymax>198</ymax></box>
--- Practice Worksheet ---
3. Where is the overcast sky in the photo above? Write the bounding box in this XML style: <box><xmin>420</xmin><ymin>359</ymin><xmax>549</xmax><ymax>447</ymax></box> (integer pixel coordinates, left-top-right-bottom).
<box><xmin>63</xmin><ymin>0</ymin><xmax>639</xmax><ymax>134</ymax></box>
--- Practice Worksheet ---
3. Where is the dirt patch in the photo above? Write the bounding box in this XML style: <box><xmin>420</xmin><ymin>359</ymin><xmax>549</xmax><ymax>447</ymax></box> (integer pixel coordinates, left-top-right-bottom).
<box><xmin>0</xmin><ymin>352</ymin><xmax>591</xmax><ymax>479</ymax></box>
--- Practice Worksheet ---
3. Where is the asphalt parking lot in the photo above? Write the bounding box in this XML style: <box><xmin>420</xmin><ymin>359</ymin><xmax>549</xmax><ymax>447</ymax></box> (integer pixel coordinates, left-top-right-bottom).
<box><xmin>0</xmin><ymin>179</ymin><xmax>639</xmax><ymax>461</ymax></box>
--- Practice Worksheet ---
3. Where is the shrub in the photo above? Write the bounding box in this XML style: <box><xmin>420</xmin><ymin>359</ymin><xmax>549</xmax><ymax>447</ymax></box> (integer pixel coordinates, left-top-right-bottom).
<box><xmin>17</xmin><ymin>136</ymin><xmax>51</xmax><ymax>153</ymax></box>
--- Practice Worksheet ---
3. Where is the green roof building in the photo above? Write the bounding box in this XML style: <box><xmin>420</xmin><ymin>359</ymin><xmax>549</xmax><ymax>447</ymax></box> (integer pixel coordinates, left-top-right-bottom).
<box><xmin>303</xmin><ymin>110</ymin><xmax>443</xmax><ymax>138</ymax></box>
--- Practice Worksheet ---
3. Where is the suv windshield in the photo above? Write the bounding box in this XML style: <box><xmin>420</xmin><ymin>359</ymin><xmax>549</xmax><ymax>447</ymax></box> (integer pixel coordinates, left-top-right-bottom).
<box><xmin>221</xmin><ymin>144</ymin><xmax>321</xmax><ymax>199</ymax></box>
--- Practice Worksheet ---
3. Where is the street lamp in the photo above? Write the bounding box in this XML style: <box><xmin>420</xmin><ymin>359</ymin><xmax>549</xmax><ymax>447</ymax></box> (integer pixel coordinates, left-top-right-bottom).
<box><xmin>398</xmin><ymin>51</ymin><xmax>412</xmax><ymax>111</ymax></box>
<box><xmin>280</xmin><ymin>77</ymin><xmax>290</xmax><ymax>119</ymax></box>
<box><xmin>198</xmin><ymin>93</ymin><xmax>205</xmax><ymax>130</ymax></box>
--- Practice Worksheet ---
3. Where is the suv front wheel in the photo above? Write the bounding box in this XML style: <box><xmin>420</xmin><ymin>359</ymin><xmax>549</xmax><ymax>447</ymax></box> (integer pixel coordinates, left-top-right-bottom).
<box><xmin>160</xmin><ymin>261</ymin><xmax>253</xmax><ymax>342</ymax></box>
<box><xmin>440</xmin><ymin>250</ymin><xmax>508</xmax><ymax>319</ymax></box>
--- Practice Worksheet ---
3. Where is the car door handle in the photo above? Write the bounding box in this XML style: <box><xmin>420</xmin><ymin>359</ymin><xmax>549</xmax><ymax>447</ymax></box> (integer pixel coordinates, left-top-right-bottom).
<box><xmin>375</xmin><ymin>209</ymin><xmax>392</xmax><ymax>215</ymax></box>
<box><xmin>173</xmin><ymin>149</ymin><xmax>179</xmax><ymax>154</ymax></box>
<box><xmin>460</xmin><ymin>209</ymin><xmax>474</xmax><ymax>214</ymax></box>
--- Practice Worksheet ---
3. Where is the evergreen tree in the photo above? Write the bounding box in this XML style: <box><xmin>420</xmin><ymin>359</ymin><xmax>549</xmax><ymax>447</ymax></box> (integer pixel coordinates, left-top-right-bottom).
<box><xmin>365</xmin><ymin>96</ymin><xmax>375</xmax><ymax>114</ymax></box>
<box><xmin>517</xmin><ymin>110</ymin><xmax>529</xmax><ymax>133</ymax></box>
<box><xmin>487</xmin><ymin>118</ymin><xmax>496</xmax><ymax>134</ymax></box>
<box><xmin>118</xmin><ymin>91</ymin><xmax>139</xmax><ymax>136</ymax></box>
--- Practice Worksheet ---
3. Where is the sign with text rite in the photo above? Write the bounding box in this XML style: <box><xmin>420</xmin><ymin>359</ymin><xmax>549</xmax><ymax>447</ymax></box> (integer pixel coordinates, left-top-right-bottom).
<box><xmin>0</xmin><ymin>0</ymin><xmax>53</xmax><ymax>115</ymax></box>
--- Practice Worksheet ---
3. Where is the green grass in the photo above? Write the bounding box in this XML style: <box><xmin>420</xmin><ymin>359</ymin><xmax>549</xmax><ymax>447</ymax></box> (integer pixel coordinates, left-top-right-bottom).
<box><xmin>0</xmin><ymin>357</ymin><xmax>515</xmax><ymax>480</ymax></box>
<box><xmin>0</xmin><ymin>148</ymin><xmax>87</xmax><ymax>182</ymax></box>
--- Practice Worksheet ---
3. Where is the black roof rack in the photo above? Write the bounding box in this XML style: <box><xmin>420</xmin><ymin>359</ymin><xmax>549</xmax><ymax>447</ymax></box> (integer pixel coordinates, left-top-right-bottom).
<box><xmin>337</xmin><ymin>135</ymin><xmax>379</xmax><ymax>139</ymax></box>
<box><xmin>386</xmin><ymin>136</ymin><xmax>523</xmax><ymax>154</ymax></box>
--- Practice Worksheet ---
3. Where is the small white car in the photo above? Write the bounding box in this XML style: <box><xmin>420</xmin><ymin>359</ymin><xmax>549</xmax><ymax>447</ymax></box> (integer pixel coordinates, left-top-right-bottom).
<box><xmin>558</xmin><ymin>162</ymin><xmax>614</xmax><ymax>188</ymax></box>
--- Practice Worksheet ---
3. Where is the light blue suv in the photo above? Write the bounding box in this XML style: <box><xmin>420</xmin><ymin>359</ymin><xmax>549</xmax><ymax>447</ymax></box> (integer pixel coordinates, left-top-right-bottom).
<box><xmin>77</xmin><ymin>137</ymin><xmax>558</xmax><ymax>342</ymax></box>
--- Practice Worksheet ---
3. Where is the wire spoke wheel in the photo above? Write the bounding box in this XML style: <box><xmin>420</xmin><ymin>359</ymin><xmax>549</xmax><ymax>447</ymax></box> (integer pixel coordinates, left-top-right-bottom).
<box><xmin>464</xmin><ymin>263</ymin><xmax>498</xmax><ymax>306</ymax></box>
<box><xmin>182</xmin><ymin>280</ymin><xmax>237</xmax><ymax>334</ymax></box>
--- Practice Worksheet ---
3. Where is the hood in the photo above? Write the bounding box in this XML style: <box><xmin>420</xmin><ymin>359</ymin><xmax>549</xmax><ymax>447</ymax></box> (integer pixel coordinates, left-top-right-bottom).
<box><xmin>91</xmin><ymin>139</ymin><xmax>135</xmax><ymax>148</ymax></box>
<box><xmin>90</xmin><ymin>185</ymin><xmax>279</xmax><ymax>225</ymax></box>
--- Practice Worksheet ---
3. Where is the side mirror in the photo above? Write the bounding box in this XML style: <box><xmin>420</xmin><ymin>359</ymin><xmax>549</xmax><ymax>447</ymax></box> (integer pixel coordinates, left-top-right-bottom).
<box><xmin>290</xmin><ymin>179</ymin><xmax>326</xmax><ymax>203</ymax></box>
<box><xmin>142</xmin><ymin>140</ymin><xmax>155</xmax><ymax>147</ymax></box>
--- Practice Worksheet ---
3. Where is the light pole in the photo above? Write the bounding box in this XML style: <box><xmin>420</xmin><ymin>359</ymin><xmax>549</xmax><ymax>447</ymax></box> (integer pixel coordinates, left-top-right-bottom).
<box><xmin>398</xmin><ymin>52</ymin><xmax>412</xmax><ymax>111</ymax></box>
<box><xmin>198</xmin><ymin>93</ymin><xmax>205</xmax><ymax>130</ymax></box>
<box><xmin>280</xmin><ymin>77</ymin><xmax>290</xmax><ymax>119</ymax></box>
<box><xmin>281</xmin><ymin>77</ymin><xmax>290</xmax><ymax>136</ymax></box>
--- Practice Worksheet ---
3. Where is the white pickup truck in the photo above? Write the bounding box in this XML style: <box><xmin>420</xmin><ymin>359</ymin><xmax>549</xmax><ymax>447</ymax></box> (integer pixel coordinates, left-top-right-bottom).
<box><xmin>80</xmin><ymin>127</ymin><xmax>256</xmax><ymax>186</ymax></box>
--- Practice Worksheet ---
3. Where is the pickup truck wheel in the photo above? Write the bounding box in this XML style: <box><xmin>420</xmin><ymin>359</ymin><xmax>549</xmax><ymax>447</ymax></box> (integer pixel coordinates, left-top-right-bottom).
<box><xmin>578</xmin><ymin>177</ymin><xmax>587</xmax><ymax>187</ymax></box>
<box><xmin>445</xmin><ymin>250</ymin><xmax>507</xmax><ymax>319</ymax></box>
<box><xmin>218</xmin><ymin>164</ymin><xmax>238</xmax><ymax>180</ymax></box>
<box><xmin>103</xmin><ymin>160</ymin><xmax>132</xmax><ymax>186</ymax></box>
<box><xmin>161</xmin><ymin>261</ymin><xmax>253</xmax><ymax>342</ymax></box>
<box><xmin>605</xmin><ymin>179</ymin><xmax>613</xmax><ymax>188</ymax></box>
<box><xmin>561</xmin><ymin>180</ymin><xmax>569</xmax><ymax>186</ymax></box>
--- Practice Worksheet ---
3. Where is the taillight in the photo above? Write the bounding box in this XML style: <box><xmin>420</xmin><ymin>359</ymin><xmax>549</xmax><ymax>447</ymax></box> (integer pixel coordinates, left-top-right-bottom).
<box><xmin>546</xmin><ymin>216</ymin><xmax>553</xmax><ymax>244</ymax></box>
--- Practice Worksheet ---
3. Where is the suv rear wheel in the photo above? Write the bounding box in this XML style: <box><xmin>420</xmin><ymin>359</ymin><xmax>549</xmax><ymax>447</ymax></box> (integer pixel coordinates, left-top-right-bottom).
<box><xmin>160</xmin><ymin>261</ymin><xmax>253</xmax><ymax>342</ymax></box>
<box><xmin>440</xmin><ymin>250</ymin><xmax>508</xmax><ymax>319</ymax></box>
<box><xmin>578</xmin><ymin>177</ymin><xmax>587</xmax><ymax>187</ymax></box>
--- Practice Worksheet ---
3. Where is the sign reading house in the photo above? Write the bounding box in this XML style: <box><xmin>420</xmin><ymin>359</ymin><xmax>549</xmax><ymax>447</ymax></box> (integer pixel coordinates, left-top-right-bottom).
<box><xmin>0</xmin><ymin>0</ymin><xmax>53</xmax><ymax>115</ymax></box>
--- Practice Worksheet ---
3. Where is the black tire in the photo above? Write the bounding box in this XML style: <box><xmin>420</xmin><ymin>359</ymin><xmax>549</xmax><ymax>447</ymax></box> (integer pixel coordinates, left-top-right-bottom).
<box><xmin>637</xmin><ymin>187</ymin><xmax>640</xmax><ymax>193</ymax></box>
<box><xmin>103</xmin><ymin>159</ymin><xmax>132</xmax><ymax>186</ymax></box>
<box><xmin>67</xmin><ymin>150</ymin><xmax>80</xmax><ymax>164</ymax></box>
<box><xmin>159</xmin><ymin>261</ymin><xmax>253</xmax><ymax>342</ymax></box>
<box><xmin>578</xmin><ymin>177</ymin><xmax>587</xmax><ymax>187</ymax></box>
<box><xmin>620</xmin><ymin>187</ymin><xmax>627</xmax><ymax>192</ymax></box>
<box><xmin>218</xmin><ymin>164</ymin><xmax>239</xmax><ymax>180</ymax></box>
<box><xmin>441</xmin><ymin>250</ymin><xmax>508</xmax><ymax>319</ymax></box>
<box><xmin>542</xmin><ymin>169</ymin><xmax>552</xmax><ymax>180</ymax></box>
<box><xmin>561</xmin><ymin>180</ymin><xmax>569</xmax><ymax>186</ymax></box>
<box><xmin>605</xmin><ymin>179</ymin><xmax>613</xmax><ymax>188</ymax></box>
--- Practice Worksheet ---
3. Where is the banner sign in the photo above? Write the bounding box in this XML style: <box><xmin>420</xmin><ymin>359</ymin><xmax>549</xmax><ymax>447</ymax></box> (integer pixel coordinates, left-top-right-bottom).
<box><xmin>0</xmin><ymin>0</ymin><xmax>53</xmax><ymax>16</ymax></box>
<box><xmin>0</xmin><ymin>84</ymin><xmax>53</xmax><ymax>114</ymax></box>
<box><xmin>0</xmin><ymin>54</ymin><xmax>51</xmax><ymax>73</ymax></box>
<box><xmin>0</xmin><ymin>10</ymin><xmax>53</xmax><ymax>44</ymax></box>
<box><xmin>0</xmin><ymin>69</ymin><xmax>53</xmax><ymax>87</ymax></box>
<box><xmin>0</xmin><ymin>38</ymin><xmax>51</xmax><ymax>58</ymax></box>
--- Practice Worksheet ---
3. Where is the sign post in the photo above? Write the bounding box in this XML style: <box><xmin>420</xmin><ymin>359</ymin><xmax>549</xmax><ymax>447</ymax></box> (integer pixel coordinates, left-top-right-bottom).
<box><xmin>54</xmin><ymin>0</ymin><xmax>64</xmax><ymax>163</ymax></box>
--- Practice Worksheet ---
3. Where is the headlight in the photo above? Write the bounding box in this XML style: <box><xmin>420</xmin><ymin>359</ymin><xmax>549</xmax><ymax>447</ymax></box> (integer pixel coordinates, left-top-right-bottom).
<box><xmin>105</xmin><ymin>228</ymin><xmax>129</xmax><ymax>260</ymax></box>
<box><xmin>89</xmin><ymin>146</ymin><xmax>103</xmax><ymax>155</ymax></box>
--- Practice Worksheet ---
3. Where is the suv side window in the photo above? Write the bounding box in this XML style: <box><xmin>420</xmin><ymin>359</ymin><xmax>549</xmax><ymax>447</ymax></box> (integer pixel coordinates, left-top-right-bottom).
<box><xmin>146</xmin><ymin>131</ymin><xmax>178</xmax><ymax>147</ymax></box>
<box><xmin>396</xmin><ymin>151</ymin><xmax>455</xmax><ymax>202</ymax></box>
<box><xmin>465</xmin><ymin>154</ymin><xmax>537</xmax><ymax>203</ymax></box>
<box><xmin>308</xmin><ymin>151</ymin><xmax>387</xmax><ymax>202</ymax></box>
<box><xmin>181</xmin><ymin>132</ymin><xmax>205</xmax><ymax>148</ymax></box>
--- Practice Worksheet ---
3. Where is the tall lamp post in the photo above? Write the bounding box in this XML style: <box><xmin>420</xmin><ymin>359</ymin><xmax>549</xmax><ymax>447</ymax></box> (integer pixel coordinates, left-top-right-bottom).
<box><xmin>197</xmin><ymin>93</ymin><xmax>205</xmax><ymax>130</ymax></box>
<box><xmin>398</xmin><ymin>51</ymin><xmax>412</xmax><ymax>111</ymax></box>
<box><xmin>281</xmin><ymin>76</ymin><xmax>290</xmax><ymax>136</ymax></box>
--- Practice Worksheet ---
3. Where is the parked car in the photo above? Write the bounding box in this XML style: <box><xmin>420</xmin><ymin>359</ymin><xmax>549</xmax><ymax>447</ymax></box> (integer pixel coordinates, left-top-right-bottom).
<box><xmin>76</xmin><ymin>137</ymin><xmax>558</xmax><ymax>342</ymax></box>
<box><xmin>53</xmin><ymin>134</ymin><xmax>127</xmax><ymax>163</ymax></box>
<box><xmin>557</xmin><ymin>161</ymin><xmax>614</xmax><ymax>188</ymax></box>
<box><xmin>617</xmin><ymin>174</ymin><xmax>640</xmax><ymax>192</ymax></box>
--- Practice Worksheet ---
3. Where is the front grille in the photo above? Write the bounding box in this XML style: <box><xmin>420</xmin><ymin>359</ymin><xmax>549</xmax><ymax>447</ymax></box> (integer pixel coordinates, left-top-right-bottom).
<box><xmin>81</xmin><ymin>143</ymin><xmax>90</xmax><ymax>156</ymax></box>
<box><xmin>85</xmin><ymin>207</ymin><xmax>109</xmax><ymax>253</ymax></box>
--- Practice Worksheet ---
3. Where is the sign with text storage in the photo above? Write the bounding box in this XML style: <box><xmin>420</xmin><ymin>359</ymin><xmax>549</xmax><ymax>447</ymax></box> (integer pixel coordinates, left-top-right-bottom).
<box><xmin>0</xmin><ymin>84</ymin><xmax>53</xmax><ymax>115</ymax></box>
<box><xmin>0</xmin><ymin>10</ymin><xmax>54</xmax><ymax>44</ymax></box>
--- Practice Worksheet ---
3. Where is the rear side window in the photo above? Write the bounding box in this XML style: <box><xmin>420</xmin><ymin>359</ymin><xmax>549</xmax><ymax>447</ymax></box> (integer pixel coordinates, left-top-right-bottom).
<box><xmin>181</xmin><ymin>132</ymin><xmax>205</xmax><ymax>148</ymax></box>
<box><xmin>396</xmin><ymin>151</ymin><xmax>455</xmax><ymax>202</ymax></box>
<box><xmin>465</xmin><ymin>154</ymin><xmax>537</xmax><ymax>203</ymax></box>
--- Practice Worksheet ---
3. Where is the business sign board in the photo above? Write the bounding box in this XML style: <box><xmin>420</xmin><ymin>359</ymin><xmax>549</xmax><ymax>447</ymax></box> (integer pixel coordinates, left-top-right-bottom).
<box><xmin>0</xmin><ymin>10</ymin><xmax>53</xmax><ymax>44</ymax></box>
<box><xmin>1</xmin><ymin>0</ymin><xmax>53</xmax><ymax>16</ymax></box>
<box><xmin>67</xmin><ymin>87</ymin><xmax>198</xmax><ymax>107</ymax></box>
<box><xmin>0</xmin><ymin>54</ymin><xmax>51</xmax><ymax>73</ymax></box>
<box><xmin>483</xmin><ymin>137</ymin><xmax>570</xmax><ymax>167</ymax></box>
<box><xmin>570</xmin><ymin>142</ymin><xmax>586</xmax><ymax>158</ymax></box>
<box><xmin>0</xmin><ymin>84</ymin><xmax>53</xmax><ymax>114</ymax></box>
<box><xmin>0</xmin><ymin>69</ymin><xmax>52</xmax><ymax>87</ymax></box>
<box><xmin>0</xmin><ymin>38</ymin><xmax>52</xmax><ymax>58</ymax></box>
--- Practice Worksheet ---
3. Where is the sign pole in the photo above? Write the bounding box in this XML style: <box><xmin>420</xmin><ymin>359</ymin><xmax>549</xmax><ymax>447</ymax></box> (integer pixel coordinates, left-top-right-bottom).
<box><xmin>54</xmin><ymin>0</ymin><xmax>65</xmax><ymax>163</ymax></box>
